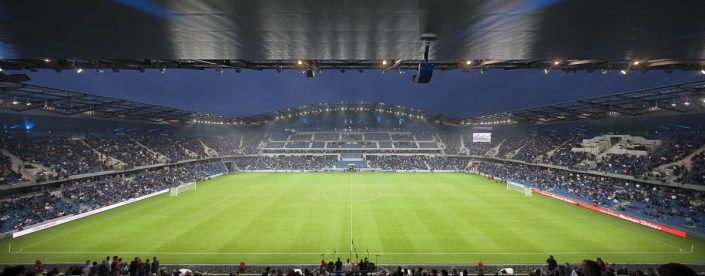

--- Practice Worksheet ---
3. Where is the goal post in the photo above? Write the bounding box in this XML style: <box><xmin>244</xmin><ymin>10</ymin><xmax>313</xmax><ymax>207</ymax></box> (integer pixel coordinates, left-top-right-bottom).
<box><xmin>170</xmin><ymin>182</ymin><xmax>197</xmax><ymax>196</ymax></box>
<box><xmin>507</xmin><ymin>181</ymin><xmax>532</xmax><ymax>196</ymax></box>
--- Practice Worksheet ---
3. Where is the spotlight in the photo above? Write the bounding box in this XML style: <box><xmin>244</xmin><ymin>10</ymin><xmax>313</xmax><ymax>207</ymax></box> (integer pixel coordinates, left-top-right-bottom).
<box><xmin>553</xmin><ymin>61</ymin><xmax>560</xmax><ymax>65</ymax></box>
<box><xmin>297</xmin><ymin>60</ymin><xmax>303</xmax><ymax>65</ymax></box>
<box><xmin>25</xmin><ymin>100</ymin><xmax>31</xmax><ymax>106</ymax></box>
<box><xmin>44</xmin><ymin>58</ymin><xmax>51</xmax><ymax>63</ymax></box>
<box><xmin>466</xmin><ymin>60</ymin><xmax>472</xmax><ymax>65</ymax></box>
<box><xmin>602</xmin><ymin>68</ymin><xmax>609</xmax><ymax>74</ymax></box>
<box><xmin>544</xmin><ymin>68</ymin><xmax>549</xmax><ymax>74</ymax></box>
<box><xmin>76</xmin><ymin>68</ymin><xmax>83</xmax><ymax>73</ymax></box>
<box><xmin>671</xmin><ymin>103</ymin><xmax>677</xmax><ymax>107</ymax></box>
<box><xmin>620</xmin><ymin>69</ymin><xmax>627</xmax><ymax>75</ymax></box>
<box><xmin>633</xmin><ymin>61</ymin><xmax>640</xmax><ymax>65</ymax></box>
<box><xmin>160</xmin><ymin>67</ymin><xmax>166</xmax><ymax>74</ymax></box>
<box><xmin>12</xmin><ymin>97</ymin><xmax>18</xmax><ymax>105</ymax></box>
<box><xmin>382</xmin><ymin>60</ymin><xmax>387</xmax><ymax>65</ymax></box>
<box><xmin>684</xmin><ymin>101</ymin><xmax>691</xmax><ymax>106</ymax></box>
<box><xmin>701</xmin><ymin>69</ymin><xmax>705</xmax><ymax>75</ymax></box>
<box><xmin>0</xmin><ymin>67</ymin><xmax>2</xmax><ymax>72</ymax></box>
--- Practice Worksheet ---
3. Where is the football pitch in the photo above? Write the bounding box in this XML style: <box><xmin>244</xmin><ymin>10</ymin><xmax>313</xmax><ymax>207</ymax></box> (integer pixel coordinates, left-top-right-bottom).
<box><xmin>1</xmin><ymin>173</ymin><xmax>704</xmax><ymax>265</ymax></box>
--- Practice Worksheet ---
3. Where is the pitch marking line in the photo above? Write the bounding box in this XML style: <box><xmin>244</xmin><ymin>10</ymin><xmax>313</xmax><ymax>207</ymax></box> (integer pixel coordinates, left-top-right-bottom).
<box><xmin>16</xmin><ymin>196</ymin><xmax>167</xmax><ymax>252</ymax></box>
<box><xmin>8</xmin><ymin>250</ymin><xmax>691</xmax><ymax>255</ymax></box>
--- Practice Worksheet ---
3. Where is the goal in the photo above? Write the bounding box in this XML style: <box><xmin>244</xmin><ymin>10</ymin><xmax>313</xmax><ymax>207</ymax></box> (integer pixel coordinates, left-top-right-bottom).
<box><xmin>170</xmin><ymin>182</ymin><xmax>197</xmax><ymax>196</ymax></box>
<box><xmin>507</xmin><ymin>181</ymin><xmax>532</xmax><ymax>196</ymax></box>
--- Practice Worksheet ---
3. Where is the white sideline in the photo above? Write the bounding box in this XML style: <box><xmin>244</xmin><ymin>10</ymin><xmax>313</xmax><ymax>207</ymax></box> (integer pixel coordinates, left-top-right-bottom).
<box><xmin>12</xmin><ymin>189</ymin><xmax>169</xmax><ymax>238</ymax></box>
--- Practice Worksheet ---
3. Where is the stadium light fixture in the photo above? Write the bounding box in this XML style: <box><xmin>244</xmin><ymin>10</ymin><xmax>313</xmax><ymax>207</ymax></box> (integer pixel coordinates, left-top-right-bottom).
<box><xmin>543</xmin><ymin>68</ymin><xmax>549</xmax><ymax>74</ymax></box>
<box><xmin>466</xmin><ymin>60</ymin><xmax>472</xmax><ymax>65</ymax></box>
<box><xmin>25</xmin><ymin>100</ymin><xmax>31</xmax><ymax>106</ymax></box>
<box><xmin>620</xmin><ymin>69</ymin><xmax>627</xmax><ymax>75</ymax></box>
<box><xmin>44</xmin><ymin>58</ymin><xmax>51</xmax><ymax>62</ymax></box>
<box><xmin>76</xmin><ymin>68</ymin><xmax>83</xmax><ymax>73</ymax></box>
<box><xmin>701</xmin><ymin>69</ymin><xmax>705</xmax><ymax>75</ymax></box>
<box><xmin>160</xmin><ymin>67</ymin><xmax>166</xmax><ymax>74</ymax></box>
<box><xmin>12</xmin><ymin>97</ymin><xmax>18</xmax><ymax>105</ymax></box>
<box><xmin>297</xmin><ymin>60</ymin><xmax>303</xmax><ymax>65</ymax></box>
<box><xmin>684</xmin><ymin>101</ymin><xmax>691</xmax><ymax>106</ymax></box>
<box><xmin>0</xmin><ymin>67</ymin><xmax>2</xmax><ymax>72</ymax></box>
<box><xmin>633</xmin><ymin>61</ymin><xmax>640</xmax><ymax>65</ymax></box>
<box><xmin>553</xmin><ymin>61</ymin><xmax>560</xmax><ymax>65</ymax></box>
<box><xmin>382</xmin><ymin>60</ymin><xmax>387</xmax><ymax>65</ymax></box>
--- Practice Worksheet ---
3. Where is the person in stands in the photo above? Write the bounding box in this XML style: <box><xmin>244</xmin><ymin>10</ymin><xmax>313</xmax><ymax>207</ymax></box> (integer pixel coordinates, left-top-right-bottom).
<box><xmin>151</xmin><ymin>257</ymin><xmax>159</xmax><ymax>276</ymax></box>
<box><xmin>657</xmin><ymin>263</ymin><xmax>697</xmax><ymax>276</ymax></box>
<box><xmin>580</xmin><ymin>260</ymin><xmax>602</xmax><ymax>276</ymax></box>
<box><xmin>546</xmin><ymin>255</ymin><xmax>558</xmax><ymax>272</ymax></box>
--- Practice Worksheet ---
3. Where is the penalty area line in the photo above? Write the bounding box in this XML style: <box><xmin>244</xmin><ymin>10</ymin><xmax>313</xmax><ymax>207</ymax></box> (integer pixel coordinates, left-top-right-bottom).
<box><xmin>8</xmin><ymin>251</ymin><xmax>689</xmax><ymax>255</ymax></box>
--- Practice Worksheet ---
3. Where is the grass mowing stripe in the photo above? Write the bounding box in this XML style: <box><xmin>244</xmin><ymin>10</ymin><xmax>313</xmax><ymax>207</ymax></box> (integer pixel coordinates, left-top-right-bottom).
<box><xmin>1</xmin><ymin>173</ymin><xmax>704</xmax><ymax>264</ymax></box>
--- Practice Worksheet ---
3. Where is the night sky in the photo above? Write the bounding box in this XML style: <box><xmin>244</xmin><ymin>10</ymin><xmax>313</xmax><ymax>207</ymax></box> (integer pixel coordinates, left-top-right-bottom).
<box><xmin>20</xmin><ymin>68</ymin><xmax>705</xmax><ymax>118</ymax></box>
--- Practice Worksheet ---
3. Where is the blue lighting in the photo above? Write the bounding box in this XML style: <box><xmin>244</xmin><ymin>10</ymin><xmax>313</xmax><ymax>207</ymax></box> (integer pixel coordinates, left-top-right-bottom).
<box><xmin>669</xmin><ymin>123</ymin><xmax>690</xmax><ymax>129</ymax></box>
<box><xmin>23</xmin><ymin>117</ymin><xmax>34</xmax><ymax>130</ymax></box>
<box><xmin>112</xmin><ymin>0</ymin><xmax>172</xmax><ymax>19</ymax></box>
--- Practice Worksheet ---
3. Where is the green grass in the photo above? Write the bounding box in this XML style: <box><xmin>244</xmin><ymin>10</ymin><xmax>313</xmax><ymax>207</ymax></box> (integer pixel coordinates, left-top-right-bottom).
<box><xmin>1</xmin><ymin>173</ymin><xmax>704</xmax><ymax>265</ymax></box>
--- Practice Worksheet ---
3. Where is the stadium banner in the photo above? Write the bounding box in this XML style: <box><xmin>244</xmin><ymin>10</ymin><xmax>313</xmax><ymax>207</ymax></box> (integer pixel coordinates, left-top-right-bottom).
<box><xmin>12</xmin><ymin>189</ymin><xmax>169</xmax><ymax>238</ymax></box>
<box><xmin>532</xmin><ymin>189</ymin><xmax>687</xmax><ymax>238</ymax></box>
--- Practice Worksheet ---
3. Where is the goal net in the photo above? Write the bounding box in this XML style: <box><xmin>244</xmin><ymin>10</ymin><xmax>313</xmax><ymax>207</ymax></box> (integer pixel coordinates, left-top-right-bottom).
<box><xmin>507</xmin><ymin>181</ymin><xmax>532</xmax><ymax>196</ymax></box>
<box><xmin>170</xmin><ymin>182</ymin><xmax>197</xmax><ymax>196</ymax></box>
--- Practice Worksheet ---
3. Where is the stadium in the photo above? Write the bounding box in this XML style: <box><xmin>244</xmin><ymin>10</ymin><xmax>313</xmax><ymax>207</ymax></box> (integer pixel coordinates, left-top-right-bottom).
<box><xmin>1</xmin><ymin>1</ymin><xmax>705</xmax><ymax>275</ymax></box>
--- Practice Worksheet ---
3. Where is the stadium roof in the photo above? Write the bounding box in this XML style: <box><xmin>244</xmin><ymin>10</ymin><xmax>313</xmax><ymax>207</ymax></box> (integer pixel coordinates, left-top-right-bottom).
<box><xmin>467</xmin><ymin>80</ymin><xmax>705</xmax><ymax>125</ymax></box>
<box><xmin>2</xmin><ymin>80</ymin><xmax>705</xmax><ymax>126</ymax></box>
<box><xmin>1</xmin><ymin>1</ymin><xmax>705</xmax><ymax>73</ymax></box>
<box><xmin>0</xmin><ymin>82</ymin><xmax>243</xmax><ymax>125</ymax></box>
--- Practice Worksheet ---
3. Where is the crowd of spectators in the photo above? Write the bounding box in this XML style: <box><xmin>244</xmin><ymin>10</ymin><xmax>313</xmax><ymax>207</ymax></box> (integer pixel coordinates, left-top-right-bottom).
<box><xmin>475</xmin><ymin>160</ymin><xmax>705</xmax><ymax>234</ymax></box>
<box><xmin>511</xmin><ymin>135</ymin><xmax>565</xmax><ymax>163</ymax></box>
<box><xmin>0</xmin><ymin>154</ymin><xmax>23</xmax><ymax>184</ymax></box>
<box><xmin>3</xmin><ymin>256</ymin><xmax>699</xmax><ymax>276</ymax></box>
<box><xmin>0</xmin><ymin>162</ymin><xmax>225</xmax><ymax>233</ymax></box>
<box><xmin>237</xmin><ymin>156</ymin><xmax>331</xmax><ymax>170</ymax></box>
<box><xmin>3</xmin><ymin>136</ymin><xmax>108</xmax><ymax>181</ymax></box>
<box><xmin>427</xmin><ymin>156</ymin><xmax>468</xmax><ymax>170</ymax></box>
<box><xmin>541</xmin><ymin>137</ymin><xmax>593</xmax><ymax>169</ymax></box>
<box><xmin>3</xmin><ymin>130</ymin><xmax>705</xmax><ymax>186</ymax></box>
<box><xmin>436</xmin><ymin>132</ymin><xmax>461</xmax><ymax>155</ymax></box>
<box><xmin>595</xmin><ymin>154</ymin><xmax>652</xmax><ymax>177</ymax></box>
<box><xmin>137</xmin><ymin>136</ymin><xmax>191</xmax><ymax>162</ymax></box>
<box><xmin>675</xmin><ymin>151</ymin><xmax>705</xmax><ymax>185</ymax></box>
<box><xmin>367</xmin><ymin>155</ymin><xmax>429</xmax><ymax>170</ymax></box>
<box><xmin>85</xmin><ymin>136</ymin><xmax>161</xmax><ymax>167</ymax></box>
